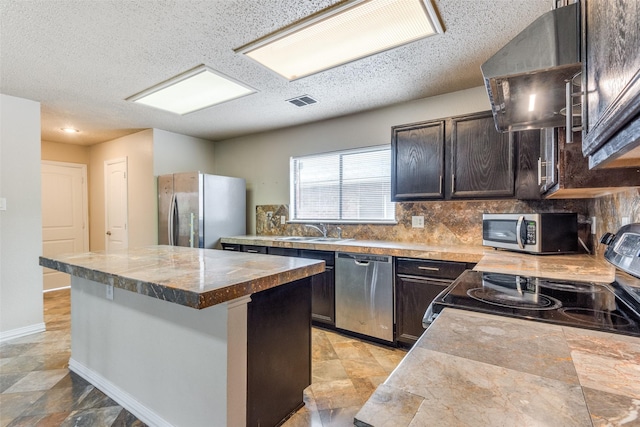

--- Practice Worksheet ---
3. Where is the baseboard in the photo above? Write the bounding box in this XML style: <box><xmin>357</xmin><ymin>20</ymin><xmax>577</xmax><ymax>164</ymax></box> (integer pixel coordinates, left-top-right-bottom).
<box><xmin>69</xmin><ymin>358</ymin><xmax>172</xmax><ymax>427</ymax></box>
<box><xmin>43</xmin><ymin>286</ymin><xmax>71</xmax><ymax>293</ymax></box>
<box><xmin>0</xmin><ymin>322</ymin><xmax>46</xmax><ymax>343</ymax></box>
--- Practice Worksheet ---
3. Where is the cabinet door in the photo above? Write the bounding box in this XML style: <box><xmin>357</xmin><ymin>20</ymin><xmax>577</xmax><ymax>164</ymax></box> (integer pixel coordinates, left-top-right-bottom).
<box><xmin>581</xmin><ymin>0</ymin><xmax>640</xmax><ymax>164</ymax></box>
<box><xmin>391</xmin><ymin>120</ymin><xmax>445</xmax><ymax>200</ymax></box>
<box><xmin>396</xmin><ymin>274</ymin><xmax>449</xmax><ymax>346</ymax></box>
<box><xmin>449</xmin><ymin>112</ymin><xmax>515</xmax><ymax>198</ymax></box>
<box><xmin>311</xmin><ymin>266</ymin><xmax>335</xmax><ymax>326</ymax></box>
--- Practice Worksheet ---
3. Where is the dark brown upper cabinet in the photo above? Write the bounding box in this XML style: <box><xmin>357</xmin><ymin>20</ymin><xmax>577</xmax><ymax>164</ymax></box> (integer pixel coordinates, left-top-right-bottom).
<box><xmin>391</xmin><ymin>120</ymin><xmax>445</xmax><ymax>201</ymax></box>
<box><xmin>581</xmin><ymin>0</ymin><xmax>640</xmax><ymax>168</ymax></box>
<box><xmin>516</xmin><ymin>128</ymin><xmax>640</xmax><ymax>199</ymax></box>
<box><xmin>392</xmin><ymin>111</ymin><xmax>516</xmax><ymax>201</ymax></box>
<box><xmin>448</xmin><ymin>112</ymin><xmax>515</xmax><ymax>198</ymax></box>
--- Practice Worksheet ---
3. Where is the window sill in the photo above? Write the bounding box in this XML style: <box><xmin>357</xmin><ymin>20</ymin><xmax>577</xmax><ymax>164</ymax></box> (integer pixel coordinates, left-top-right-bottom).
<box><xmin>287</xmin><ymin>220</ymin><xmax>398</xmax><ymax>225</ymax></box>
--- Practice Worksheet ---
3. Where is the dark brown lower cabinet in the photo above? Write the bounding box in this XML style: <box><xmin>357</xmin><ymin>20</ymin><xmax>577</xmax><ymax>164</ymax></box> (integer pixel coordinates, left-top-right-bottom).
<box><xmin>395</xmin><ymin>258</ymin><xmax>470</xmax><ymax>347</ymax></box>
<box><xmin>300</xmin><ymin>250</ymin><xmax>335</xmax><ymax>326</ymax></box>
<box><xmin>247</xmin><ymin>278</ymin><xmax>311</xmax><ymax>427</ymax></box>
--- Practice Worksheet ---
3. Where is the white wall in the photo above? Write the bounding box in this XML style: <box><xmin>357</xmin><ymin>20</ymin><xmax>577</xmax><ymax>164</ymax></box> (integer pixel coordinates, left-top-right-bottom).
<box><xmin>214</xmin><ymin>86</ymin><xmax>491</xmax><ymax>233</ymax></box>
<box><xmin>0</xmin><ymin>94</ymin><xmax>45</xmax><ymax>339</ymax></box>
<box><xmin>89</xmin><ymin>129</ymin><xmax>155</xmax><ymax>250</ymax></box>
<box><xmin>153</xmin><ymin>129</ymin><xmax>216</xmax><ymax>176</ymax></box>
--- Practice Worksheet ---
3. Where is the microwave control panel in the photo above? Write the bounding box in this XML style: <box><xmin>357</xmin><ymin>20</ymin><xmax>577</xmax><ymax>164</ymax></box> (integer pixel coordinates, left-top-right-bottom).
<box><xmin>525</xmin><ymin>221</ymin><xmax>536</xmax><ymax>244</ymax></box>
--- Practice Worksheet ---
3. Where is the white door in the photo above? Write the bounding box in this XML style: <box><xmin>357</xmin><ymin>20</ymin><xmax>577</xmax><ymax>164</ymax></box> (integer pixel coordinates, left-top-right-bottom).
<box><xmin>105</xmin><ymin>157</ymin><xmax>128</xmax><ymax>251</ymax></box>
<box><xmin>41</xmin><ymin>161</ymin><xmax>89</xmax><ymax>291</ymax></box>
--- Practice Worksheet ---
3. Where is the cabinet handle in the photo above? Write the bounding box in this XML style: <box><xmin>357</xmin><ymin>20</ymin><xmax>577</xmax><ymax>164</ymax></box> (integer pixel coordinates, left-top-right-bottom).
<box><xmin>418</xmin><ymin>266</ymin><xmax>439</xmax><ymax>271</ymax></box>
<box><xmin>565</xmin><ymin>79</ymin><xmax>573</xmax><ymax>144</ymax></box>
<box><xmin>439</xmin><ymin>175</ymin><xmax>443</xmax><ymax>195</ymax></box>
<box><xmin>246</xmin><ymin>249</ymin><xmax>259</xmax><ymax>253</ymax></box>
<box><xmin>451</xmin><ymin>174</ymin><xmax>455</xmax><ymax>193</ymax></box>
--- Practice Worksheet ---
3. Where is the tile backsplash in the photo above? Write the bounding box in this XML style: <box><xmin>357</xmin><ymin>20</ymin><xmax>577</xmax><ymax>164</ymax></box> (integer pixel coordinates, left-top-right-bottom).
<box><xmin>256</xmin><ymin>199</ymin><xmax>592</xmax><ymax>247</ymax></box>
<box><xmin>589</xmin><ymin>188</ymin><xmax>640</xmax><ymax>255</ymax></box>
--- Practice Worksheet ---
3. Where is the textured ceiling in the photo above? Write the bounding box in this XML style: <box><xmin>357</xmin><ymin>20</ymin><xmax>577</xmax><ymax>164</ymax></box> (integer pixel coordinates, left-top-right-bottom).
<box><xmin>0</xmin><ymin>0</ymin><xmax>551</xmax><ymax>146</ymax></box>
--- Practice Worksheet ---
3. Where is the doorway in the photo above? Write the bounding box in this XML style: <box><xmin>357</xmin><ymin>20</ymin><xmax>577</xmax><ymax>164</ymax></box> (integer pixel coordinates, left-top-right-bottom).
<box><xmin>41</xmin><ymin>161</ymin><xmax>89</xmax><ymax>291</ymax></box>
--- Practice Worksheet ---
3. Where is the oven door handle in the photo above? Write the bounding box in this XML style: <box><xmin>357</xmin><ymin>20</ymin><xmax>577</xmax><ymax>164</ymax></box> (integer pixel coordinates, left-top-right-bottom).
<box><xmin>516</xmin><ymin>215</ymin><xmax>525</xmax><ymax>249</ymax></box>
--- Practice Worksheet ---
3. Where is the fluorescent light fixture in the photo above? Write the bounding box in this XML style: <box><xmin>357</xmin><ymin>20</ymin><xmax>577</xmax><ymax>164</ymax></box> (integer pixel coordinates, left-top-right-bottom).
<box><xmin>528</xmin><ymin>94</ymin><xmax>536</xmax><ymax>112</ymax></box>
<box><xmin>235</xmin><ymin>0</ymin><xmax>444</xmax><ymax>81</ymax></box>
<box><xmin>126</xmin><ymin>65</ymin><xmax>257</xmax><ymax>115</ymax></box>
<box><xmin>61</xmin><ymin>127</ymin><xmax>79</xmax><ymax>133</ymax></box>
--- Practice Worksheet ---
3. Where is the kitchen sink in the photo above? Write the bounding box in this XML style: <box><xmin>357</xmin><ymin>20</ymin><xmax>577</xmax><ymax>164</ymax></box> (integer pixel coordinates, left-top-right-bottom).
<box><xmin>310</xmin><ymin>237</ymin><xmax>354</xmax><ymax>242</ymax></box>
<box><xmin>275</xmin><ymin>236</ymin><xmax>317</xmax><ymax>241</ymax></box>
<box><xmin>274</xmin><ymin>236</ymin><xmax>354</xmax><ymax>243</ymax></box>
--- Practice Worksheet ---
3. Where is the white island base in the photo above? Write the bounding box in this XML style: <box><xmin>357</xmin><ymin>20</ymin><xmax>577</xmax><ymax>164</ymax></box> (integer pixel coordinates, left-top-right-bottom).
<box><xmin>69</xmin><ymin>276</ymin><xmax>250</xmax><ymax>427</ymax></box>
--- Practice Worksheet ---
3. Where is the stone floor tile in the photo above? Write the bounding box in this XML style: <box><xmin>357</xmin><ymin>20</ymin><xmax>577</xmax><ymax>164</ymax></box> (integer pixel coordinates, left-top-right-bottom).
<box><xmin>0</xmin><ymin>391</ymin><xmax>46</xmax><ymax>421</ymax></box>
<box><xmin>318</xmin><ymin>405</ymin><xmax>361</xmax><ymax>427</ymax></box>
<box><xmin>110</xmin><ymin>408</ymin><xmax>148</xmax><ymax>427</ymax></box>
<box><xmin>59</xmin><ymin>406</ymin><xmax>123</xmax><ymax>427</ymax></box>
<box><xmin>18</xmin><ymin>384</ymin><xmax>93</xmax><ymax>416</ymax></box>
<box><xmin>3</xmin><ymin>369</ymin><xmax>68</xmax><ymax>393</ymax></box>
<box><xmin>0</xmin><ymin>373</ymin><xmax>27</xmax><ymax>393</ymax></box>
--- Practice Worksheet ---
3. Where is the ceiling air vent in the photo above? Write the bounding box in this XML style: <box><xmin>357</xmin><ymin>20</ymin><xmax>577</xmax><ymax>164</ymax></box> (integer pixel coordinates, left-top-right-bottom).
<box><xmin>287</xmin><ymin>95</ymin><xmax>318</xmax><ymax>107</ymax></box>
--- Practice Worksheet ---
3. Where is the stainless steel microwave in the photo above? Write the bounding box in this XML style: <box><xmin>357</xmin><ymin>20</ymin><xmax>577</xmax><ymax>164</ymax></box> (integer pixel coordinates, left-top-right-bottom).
<box><xmin>482</xmin><ymin>213</ymin><xmax>578</xmax><ymax>254</ymax></box>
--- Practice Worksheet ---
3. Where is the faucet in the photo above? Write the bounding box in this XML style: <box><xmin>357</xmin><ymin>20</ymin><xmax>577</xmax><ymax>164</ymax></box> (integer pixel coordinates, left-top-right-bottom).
<box><xmin>305</xmin><ymin>223</ymin><xmax>327</xmax><ymax>238</ymax></box>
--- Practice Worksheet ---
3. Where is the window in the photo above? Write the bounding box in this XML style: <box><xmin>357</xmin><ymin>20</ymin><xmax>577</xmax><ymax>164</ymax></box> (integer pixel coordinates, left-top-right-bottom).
<box><xmin>290</xmin><ymin>146</ymin><xmax>395</xmax><ymax>223</ymax></box>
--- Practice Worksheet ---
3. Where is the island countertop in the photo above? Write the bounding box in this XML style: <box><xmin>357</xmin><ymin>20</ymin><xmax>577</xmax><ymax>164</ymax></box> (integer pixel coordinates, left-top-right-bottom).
<box><xmin>355</xmin><ymin>308</ymin><xmax>640</xmax><ymax>426</ymax></box>
<box><xmin>39</xmin><ymin>245</ymin><xmax>325</xmax><ymax>309</ymax></box>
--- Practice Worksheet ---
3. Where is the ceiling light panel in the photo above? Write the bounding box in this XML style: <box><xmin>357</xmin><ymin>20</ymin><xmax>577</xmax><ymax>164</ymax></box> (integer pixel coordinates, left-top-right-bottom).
<box><xmin>236</xmin><ymin>0</ymin><xmax>443</xmax><ymax>81</ymax></box>
<box><xmin>127</xmin><ymin>65</ymin><xmax>256</xmax><ymax>115</ymax></box>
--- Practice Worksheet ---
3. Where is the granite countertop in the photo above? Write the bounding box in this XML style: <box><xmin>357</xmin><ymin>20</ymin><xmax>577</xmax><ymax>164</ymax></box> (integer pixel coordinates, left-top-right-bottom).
<box><xmin>221</xmin><ymin>235</ymin><xmax>616</xmax><ymax>283</ymax></box>
<box><xmin>355</xmin><ymin>308</ymin><xmax>640</xmax><ymax>427</ymax></box>
<box><xmin>39</xmin><ymin>245</ymin><xmax>324</xmax><ymax>309</ymax></box>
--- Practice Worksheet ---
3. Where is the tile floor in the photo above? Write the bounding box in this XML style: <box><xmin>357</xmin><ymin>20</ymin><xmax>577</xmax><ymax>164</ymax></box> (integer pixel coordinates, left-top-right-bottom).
<box><xmin>0</xmin><ymin>289</ymin><xmax>406</xmax><ymax>427</ymax></box>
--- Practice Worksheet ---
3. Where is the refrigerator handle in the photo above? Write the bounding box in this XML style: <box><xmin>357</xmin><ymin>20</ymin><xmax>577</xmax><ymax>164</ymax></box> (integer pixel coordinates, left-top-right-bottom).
<box><xmin>189</xmin><ymin>212</ymin><xmax>195</xmax><ymax>248</ymax></box>
<box><xmin>168</xmin><ymin>193</ymin><xmax>177</xmax><ymax>246</ymax></box>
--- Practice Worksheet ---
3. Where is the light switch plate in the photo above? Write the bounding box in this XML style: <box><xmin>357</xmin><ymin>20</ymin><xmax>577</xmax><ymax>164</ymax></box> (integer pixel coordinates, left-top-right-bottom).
<box><xmin>591</xmin><ymin>216</ymin><xmax>597</xmax><ymax>234</ymax></box>
<box><xmin>281</xmin><ymin>215</ymin><xmax>286</xmax><ymax>225</ymax></box>
<box><xmin>106</xmin><ymin>284</ymin><xmax>114</xmax><ymax>300</ymax></box>
<box><xmin>622</xmin><ymin>216</ymin><xmax>630</xmax><ymax>226</ymax></box>
<box><xmin>412</xmin><ymin>216</ymin><xmax>425</xmax><ymax>228</ymax></box>
<box><xmin>0</xmin><ymin>198</ymin><xmax>6</xmax><ymax>211</ymax></box>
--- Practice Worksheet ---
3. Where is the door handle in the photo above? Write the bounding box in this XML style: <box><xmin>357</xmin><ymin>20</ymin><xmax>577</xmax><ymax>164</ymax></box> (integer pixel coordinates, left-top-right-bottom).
<box><xmin>106</xmin><ymin>231</ymin><xmax>112</xmax><ymax>236</ymax></box>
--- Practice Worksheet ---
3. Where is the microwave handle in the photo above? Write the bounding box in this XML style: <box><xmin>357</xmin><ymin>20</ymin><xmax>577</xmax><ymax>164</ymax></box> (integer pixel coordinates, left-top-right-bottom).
<box><xmin>516</xmin><ymin>216</ymin><xmax>525</xmax><ymax>249</ymax></box>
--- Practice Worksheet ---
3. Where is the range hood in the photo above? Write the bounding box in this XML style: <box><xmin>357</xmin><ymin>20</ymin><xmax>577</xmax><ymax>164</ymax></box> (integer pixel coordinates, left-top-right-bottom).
<box><xmin>481</xmin><ymin>2</ymin><xmax>581</xmax><ymax>132</ymax></box>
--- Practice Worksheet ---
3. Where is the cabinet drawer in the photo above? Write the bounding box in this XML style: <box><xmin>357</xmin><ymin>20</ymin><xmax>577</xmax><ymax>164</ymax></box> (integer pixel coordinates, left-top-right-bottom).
<box><xmin>221</xmin><ymin>243</ymin><xmax>240</xmax><ymax>251</ymax></box>
<box><xmin>299</xmin><ymin>250</ymin><xmax>335</xmax><ymax>267</ymax></box>
<box><xmin>396</xmin><ymin>258</ymin><xmax>466</xmax><ymax>280</ymax></box>
<box><xmin>241</xmin><ymin>245</ymin><xmax>268</xmax><ymax>254</ymax></box>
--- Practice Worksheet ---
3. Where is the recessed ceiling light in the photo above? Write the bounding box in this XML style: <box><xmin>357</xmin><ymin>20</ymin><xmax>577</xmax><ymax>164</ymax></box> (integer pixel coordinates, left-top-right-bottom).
<box><xmin>235</xmin><ymin>0</ymin><xmax>444</xmax><ymax>81</ymax></box>
<box><xmin>126</xmin><ymin>65</ymin><xmax>257</xmax><ymax>115</ymax></box>
<box><xmin>61</xmin><ymin>127</ymin><xmax>79</xmax><ymax>133</ymax></box>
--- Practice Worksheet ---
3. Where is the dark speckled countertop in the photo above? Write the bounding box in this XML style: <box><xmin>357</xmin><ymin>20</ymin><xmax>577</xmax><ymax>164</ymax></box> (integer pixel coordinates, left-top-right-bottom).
<box><xmin>39</xmin><ymin>245</ymin><xmax>325</xmax><ymax>309</ymax></box>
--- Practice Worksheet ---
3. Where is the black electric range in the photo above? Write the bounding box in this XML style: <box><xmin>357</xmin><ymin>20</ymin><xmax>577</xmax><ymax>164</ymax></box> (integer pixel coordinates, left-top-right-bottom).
<box><xmin>424</xmin><ymin>223</ymin><xmax>640</xmax><ymax>338</ymax></box>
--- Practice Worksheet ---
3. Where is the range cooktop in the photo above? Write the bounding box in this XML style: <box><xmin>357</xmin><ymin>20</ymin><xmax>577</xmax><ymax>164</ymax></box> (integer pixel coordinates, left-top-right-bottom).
<box><xmin>428</xmin><ymin>270</ymin><xmax>640</xmax><ymax>337</ymax></box>
<box><xmin>424</xmin><ymin>223</ymin><xmax>640</xmax><ymax>337</ymax></box>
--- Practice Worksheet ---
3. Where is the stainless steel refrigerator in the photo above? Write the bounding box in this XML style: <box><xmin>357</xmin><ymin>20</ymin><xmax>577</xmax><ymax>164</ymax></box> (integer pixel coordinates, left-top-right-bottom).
<box><xmin>158</xmin><ymin>172</ymin><xmax>246</xmax><ymax>249</ymax></box>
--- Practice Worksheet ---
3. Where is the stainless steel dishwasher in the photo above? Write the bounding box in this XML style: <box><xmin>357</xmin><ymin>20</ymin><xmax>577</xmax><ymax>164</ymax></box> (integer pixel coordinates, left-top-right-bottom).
<box><xmin>335</xmin><ymin>252</ymin><xmax>393</xmax><ymax>342</ymax></box>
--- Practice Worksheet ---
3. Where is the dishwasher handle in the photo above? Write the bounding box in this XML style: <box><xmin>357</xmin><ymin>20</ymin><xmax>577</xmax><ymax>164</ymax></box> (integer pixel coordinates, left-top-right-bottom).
<box><xmin>337</xmin><ymin>252</ymin><xmax>392</xmax><ymax>264</ymax></box>
<box><xmin>354</xmin><ymin>260</ymin><xmax>370</xmax><ymax>266</ymax></box>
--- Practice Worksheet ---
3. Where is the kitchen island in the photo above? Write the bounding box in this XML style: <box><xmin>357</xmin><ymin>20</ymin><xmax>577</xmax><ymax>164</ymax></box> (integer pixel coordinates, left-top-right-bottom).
<box><xmin>39</xmin><ymin>245</ymin><xmax>325</xmax><ymax>427</ymax></box>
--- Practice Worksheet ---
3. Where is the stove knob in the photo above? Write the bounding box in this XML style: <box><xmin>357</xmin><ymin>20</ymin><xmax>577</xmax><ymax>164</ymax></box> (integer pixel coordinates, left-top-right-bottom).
<box><xmin>599</xmin><ymin>232</ymin><xmax>616</xmax><ymax>246</ymax></box>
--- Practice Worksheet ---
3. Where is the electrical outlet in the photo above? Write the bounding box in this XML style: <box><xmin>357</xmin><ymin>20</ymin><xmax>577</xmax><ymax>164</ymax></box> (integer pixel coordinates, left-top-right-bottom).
<box><xmin>106</xmin><ymin>284</ymin><xmax>114</xmax><ymax>300</ymax></box>
<box><xmin>266</xmin><ymin>211</ymin><xmax>273</xmax><ymax>219</ymax></box>
<box><xmin>280</xmin><ymin>215</ymin><xmax>286</xmax><ymax>225</ymax></box>
<box><xmin>590</xmin><ymin>216</ymin><xmax>597</xmax><ymax>234</ymax></box>
<box><xmin>412</xmin><ymin>216</ymin><xmax>425</xmax><ymax>228</ymax></box>
<box><xmin>0</xmin><ymin>198</ymin><xmax>6</xmax><ymax>211</ymax></box>
<box><xmin>622</xmin><ymin>216</ymin><xmax>630</xmax><ymax>226</ymax></box>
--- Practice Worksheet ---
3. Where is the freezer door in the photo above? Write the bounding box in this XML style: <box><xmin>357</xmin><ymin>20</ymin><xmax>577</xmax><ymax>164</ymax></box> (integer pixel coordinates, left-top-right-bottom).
<box><xmin>335</xmin><ymin>253</ymin><xmax>394</xmax><ymax>342</ymax></box>
<box><xmin>203</xmin><ymin>175</ymin><xmax>246</xmax><ymax>249</ymax></box>
<box><xmin>173</xmin><ymin>172</ymin><xmax>203</xmax><ymax>248</ymax></box>
<box><xmin>157</xmin><ymin>175</ymin><xmax>174</xmax><ymax>245</ymax></box>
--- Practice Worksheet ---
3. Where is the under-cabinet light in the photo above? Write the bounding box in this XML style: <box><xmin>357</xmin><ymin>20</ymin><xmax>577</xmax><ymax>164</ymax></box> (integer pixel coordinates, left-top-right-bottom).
<box><xmin>235</xmin><ymin>0</ymin><xmax>443</xmax><ymax>81</ymax></box>
<box><xmin>528</xmin><ymin>94</ymin><xmax>536</xmax><ymax>112</ymax></box>
<box><xmin>126</xmin><ymin>65</ymin><xmax>256</xmax><ymax>115</ymax></box>
<box><xmin>61</xmin><ymin>127</ymin><xmax>79</xmax><ymax>133</ymax></box>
